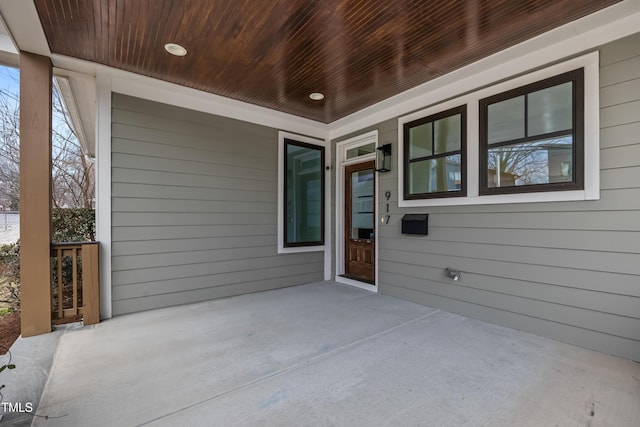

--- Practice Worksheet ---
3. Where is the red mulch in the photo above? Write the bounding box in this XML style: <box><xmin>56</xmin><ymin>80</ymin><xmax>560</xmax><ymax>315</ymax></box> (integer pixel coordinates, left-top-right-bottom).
<box><xmin>0</xmin><ymin>312</ymin><xmax>20</xmax><ymax>354</ymax></box>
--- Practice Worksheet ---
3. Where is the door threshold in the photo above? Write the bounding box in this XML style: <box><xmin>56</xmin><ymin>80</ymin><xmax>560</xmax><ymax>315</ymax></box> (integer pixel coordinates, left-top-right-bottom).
<box><xmin>340</xmin><ymin>274</ymin><xmax>374</xmax><ymax>285</ymax></box>
<box><xmin>335</xmin><ymin>275</ymin><xmax>377</xmax><ymax>293</ymax></box>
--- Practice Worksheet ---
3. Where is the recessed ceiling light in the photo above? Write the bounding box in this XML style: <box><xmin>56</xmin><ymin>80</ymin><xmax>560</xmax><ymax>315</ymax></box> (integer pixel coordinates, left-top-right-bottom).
<box><xmin>309</xmin><ymin>92</ymin><xmax>325</xmax><ymax>101</ymax></box>
<box><xmin>164</xmin><ymin>43</ymin><xmax>187</xmax><ymax>57</ymax></box>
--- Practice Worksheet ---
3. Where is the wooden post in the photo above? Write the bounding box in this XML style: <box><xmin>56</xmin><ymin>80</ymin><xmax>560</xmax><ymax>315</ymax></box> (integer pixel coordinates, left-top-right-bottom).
<box><xmin>19</xmin><ymin>52</ymin><xmax>53</xmax><ymax>337</ymax></box>
<box><xmin>81</xmin><ymin>243</ymin><xmax>100</xmax><ymax>325</ymax></box>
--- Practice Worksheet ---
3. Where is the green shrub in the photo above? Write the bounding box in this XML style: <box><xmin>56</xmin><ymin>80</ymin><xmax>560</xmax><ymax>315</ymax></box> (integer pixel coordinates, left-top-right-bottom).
<box><xmin>0</xmin><ymin>240</ymin><xmax>19</xmax><ymax>279</ymax></box>
<box><xmin>51</xmin><ymin>209</ymin><xmax>94</xmax><ymax>313</ymax></box>
<box><xmin>0</xmin><ymin>242</ymin><xmax>20</xmax><ymax>313</ymax></box>
<box><xmin>52</xmin><ymin>208</ymin><xmax>95</xmax><ymax>242</ymax></box>
<box><xmin>0</xmin><ymin>209</ymin><xmax>95</xmax><ymax>314</ymax></box>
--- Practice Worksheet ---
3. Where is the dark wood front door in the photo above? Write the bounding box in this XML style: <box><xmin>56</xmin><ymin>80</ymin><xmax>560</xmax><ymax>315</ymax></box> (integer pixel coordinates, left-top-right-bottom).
<box><xmin>345</xmin><ymin>161</ymin><xmax>375</xmax><ymax>283</ymax></box>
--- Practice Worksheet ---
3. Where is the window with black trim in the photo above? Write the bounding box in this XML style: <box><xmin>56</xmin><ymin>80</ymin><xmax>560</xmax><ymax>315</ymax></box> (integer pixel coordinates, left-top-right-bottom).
<box><xmin>480</xmin><ymin>69</ymin><xmax>584</xmax><ymax>194</ymax></box>
<box><xmin>284</xmin><ymin>138</ymin><xmax>324</xmax><ymax>247</ymax></box>
<box><xmin>403</xmin><ymin>105</ymin><xmax>466</xmax><ymax>199</ymax></box>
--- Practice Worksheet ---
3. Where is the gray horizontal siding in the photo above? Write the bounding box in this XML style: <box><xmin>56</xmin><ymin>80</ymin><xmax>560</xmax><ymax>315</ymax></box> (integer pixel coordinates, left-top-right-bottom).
<box><xmin>111</xmin><ymin>273</ymin><xmax>322</xmax><ymax>315</ymax></box>
<box><xmin>111</xmin><ymin>93</ymin><xmax>323</xmax><ymax>315</ymax></box>
<box><xmin>112</xmin><ymin>235</ymin><xmax>276</xmax><ymax>256</ymax></box>
<box><xmin>383</xmin><ymin>284</ymin><xmax>640</xmax><ymax>363</ymax></box>
<box><xmin>600</xmin><ymin>121</ymin><xmax>640</xmax><ymax>149</ymax></box>
<box><xmin>112</xmin><ymin>183</ymin><xmax>276</xmax><ymax>202</ymax></box>
<box><xmin>111</xmin><ymin>152</ymin><xmax>275</xmax><ymax>181</ymax></box>
<box><xmin>113</xmin><ymin>253</ymin><xmax>317</xmax><ymax>286</ymax></box>
<box><xmin>332</xmin><ymin>32</ymin><xmax>640</xmax><ymax>361</ymax></box>
<box><xmin>112</xmin><ymin>264</ymin><xmax>321</xmax><ymax>300</ymax></box>
<box><xmin>111</xmin><ymin>224</ymin><xmax>275</xmax><ymax>241</ymax></box>
<box><xmin>379</xmin><ymin>262</ymin><xmax>640</xmax><ymax>318</ymax></box>
<box><xmin>113</xmin><ymin>212</ymin><xmax>276</xmax><ymax>226</ymax></box>
<box><xmin>380</xmin><ymin>236</ymin><xmax>640</xmax><ymax>276</ymax></box>
<box><xmin>112</xmin><ymin>168</ymin><xmax>274</xmax><ymax>191</ymax></box>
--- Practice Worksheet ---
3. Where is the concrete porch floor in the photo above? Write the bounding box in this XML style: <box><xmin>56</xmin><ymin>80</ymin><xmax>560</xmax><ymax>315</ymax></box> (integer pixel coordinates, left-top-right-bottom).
<box><xmin>32</xmin><ymin>282</ymin><xmax>639</xmax><ymax>426</ymax></box>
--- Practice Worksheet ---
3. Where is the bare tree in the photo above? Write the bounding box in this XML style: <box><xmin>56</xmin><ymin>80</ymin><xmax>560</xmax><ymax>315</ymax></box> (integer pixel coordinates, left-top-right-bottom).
<box><xmin>0</xmin><ymin>71</ymin><xmax>20</xmax><ymax>210</ymax></box>
<box><xmin>487</xmin><ymin>138</ymin><xmax>570</xmax><ymax>187</ymax></box>
<box><xmin>488</xmin><ymin>144</ymin><xmax>548</xmax><ymax>186</ymax></box>
<box><xmin>51</xmin><ymin>84</ymin><xmax>95</xmax><ymax>208</ymax></box>
<box><xmin>0</xmin><ymin>66</ymin><xmax>95</xmax><ymax>209</ymax></box>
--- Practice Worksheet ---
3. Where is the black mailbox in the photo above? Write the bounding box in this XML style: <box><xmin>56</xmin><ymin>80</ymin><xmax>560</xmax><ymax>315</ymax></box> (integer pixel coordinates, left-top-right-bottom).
<box><xmin>401</xmin><ymin>214</ymin><xmax>429</xmax><ymax>235</ymax></box>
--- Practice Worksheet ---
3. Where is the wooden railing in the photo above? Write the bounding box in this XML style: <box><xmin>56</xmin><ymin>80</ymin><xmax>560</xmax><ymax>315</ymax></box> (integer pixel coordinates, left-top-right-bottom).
<box><xmin>50</xmin><ymin>242</ymin><xmax>100</xmax><ymax>326</ymax></box>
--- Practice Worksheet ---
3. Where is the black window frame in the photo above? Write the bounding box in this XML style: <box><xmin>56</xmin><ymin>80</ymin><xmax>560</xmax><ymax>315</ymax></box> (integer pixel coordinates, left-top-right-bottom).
<box><xmin>403</xmin><ymin>105</ymin><xmax>467</xmax><ymax>200</ymax></box>
<box><xmin>283</xmin><ymin>138</ymin><xmax>325</xmax><ymax>248</ymax></box>
<box><xmin>479</xmin><ymin>68</ymin><xmax>584</xmax><ymax>195</ymax></box>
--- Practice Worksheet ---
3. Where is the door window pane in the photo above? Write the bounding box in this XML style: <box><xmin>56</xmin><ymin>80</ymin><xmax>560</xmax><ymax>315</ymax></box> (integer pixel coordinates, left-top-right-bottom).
<box><xmin>351</xmin><ymin>169</ymin><xmax>374</xmax><ymax>240</ymax></box>
<box><xmin>527</xmin><ymin>82</ymin><xmax>573</xmax><ymax>136</ymax></box>
<box><xmin>487</xmin><ymin>96</ymin><xmax>525</xmax><ymax>144</ymax></box>
<box><xmin>285</xmin><ymin>140</ymin><xmax>324</xmax><ymax>246</ymax></box>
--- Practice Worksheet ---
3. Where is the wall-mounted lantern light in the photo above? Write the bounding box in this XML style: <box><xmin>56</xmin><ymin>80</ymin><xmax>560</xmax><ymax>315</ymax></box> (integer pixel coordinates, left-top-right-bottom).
<box><xmin>376</xmin><ymin>144</ymin><xmax>392</xmax><ymax>172</ymax></box>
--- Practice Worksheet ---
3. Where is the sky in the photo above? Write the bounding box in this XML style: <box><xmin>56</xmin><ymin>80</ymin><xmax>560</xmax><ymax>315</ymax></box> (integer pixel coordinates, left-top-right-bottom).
<box><xmin>0</xmin><ymin>64</ymin><xmax>19</xmax><ymax>96</ymax></box>
<box><xmin>0</xmin><ymin>65</ymin><xmax>20</xmax><ymax>120</ymax></box>
<box><xmin>0</xmin><ymin>63</ymin><xmax>78</xmax><ymax>139</ymax></box>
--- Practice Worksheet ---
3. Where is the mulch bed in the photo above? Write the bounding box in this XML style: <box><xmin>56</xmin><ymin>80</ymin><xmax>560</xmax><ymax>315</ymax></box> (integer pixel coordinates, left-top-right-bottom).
<box><xmin>0</xmin><ymin>312</ymin><xmax>20</xmax><ymax>354</ymax></box>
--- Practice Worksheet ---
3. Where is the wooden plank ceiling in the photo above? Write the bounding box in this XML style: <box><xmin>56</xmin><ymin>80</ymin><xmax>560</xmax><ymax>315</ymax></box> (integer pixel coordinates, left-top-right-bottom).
<box><xmin>35</xmin><ymin>0</ymin><xmax>619</xmax><ymax>123</ymax></box>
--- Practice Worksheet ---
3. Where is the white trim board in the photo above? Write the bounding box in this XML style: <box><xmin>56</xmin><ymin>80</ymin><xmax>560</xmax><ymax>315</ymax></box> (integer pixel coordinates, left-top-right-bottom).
<box><xmin>95</xmin><ymin>73</ymin><xmax>112</xmax><ymax>319</ymax></box>
<box><xmin>323</xmin><ymin>136</ymin><xmax>332</xmax><ymax>281</ymax></box>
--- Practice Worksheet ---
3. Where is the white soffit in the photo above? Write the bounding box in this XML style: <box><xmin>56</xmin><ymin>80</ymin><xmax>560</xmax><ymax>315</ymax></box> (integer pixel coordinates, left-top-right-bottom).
<box><xmin>53</xmin><ymin>67</ymin><xmax>97</xmax><ymax>157</ymax></box>
<box><xmin>0</xmin><ymin>0</ymin><xmax>50</xmax><ymax>57</ymax></box>
<box><xmin>54</xmin><ymin>75</ymin><xmax>96</xmax><ymax>158</ymax></box>
<box><xmin>53</xmin><ymin>51</ymin><xmax>327</xmax><ymax>139</ymax></box>
<box><xmin>94</xmin><ymin>59</ymin><xmax>328</xmax><ymax>139</ymax></box>
<box><xmin>0</xmin><ymin>13</ymin><xmax>18</xmax><ymax>67</ymax></box>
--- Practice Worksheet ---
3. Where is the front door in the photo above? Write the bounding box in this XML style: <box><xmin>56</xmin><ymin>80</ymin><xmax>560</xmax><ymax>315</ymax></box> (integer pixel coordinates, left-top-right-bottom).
<box><xmin>344</xmin><ymin>161</ymin><xmax>375</xmax><ymax>283</ymax></box>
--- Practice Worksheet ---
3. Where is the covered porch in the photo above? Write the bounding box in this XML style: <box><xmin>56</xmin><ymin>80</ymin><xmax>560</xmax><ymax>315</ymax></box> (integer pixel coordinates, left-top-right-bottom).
<box><xmin>0</xmin><ymin>2</ymin><xmax>638</xmax><ymax>424</ymax></box>
<box><xmin>29</xmin><ymin>282</ymin><xmax>640</xmax><ymax>426</ymax></box>
<box><xmin>0</xmin><ymin>0</ymin><xmax>638</xmax><ymax>362</ymax></box>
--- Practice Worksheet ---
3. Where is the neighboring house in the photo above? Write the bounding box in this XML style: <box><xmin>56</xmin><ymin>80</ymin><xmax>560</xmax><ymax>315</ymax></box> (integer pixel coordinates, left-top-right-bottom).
<box><xmin>1</xmin><ymin>1</ymin><xmax>638</xmax><ymax>361</ymax></box>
